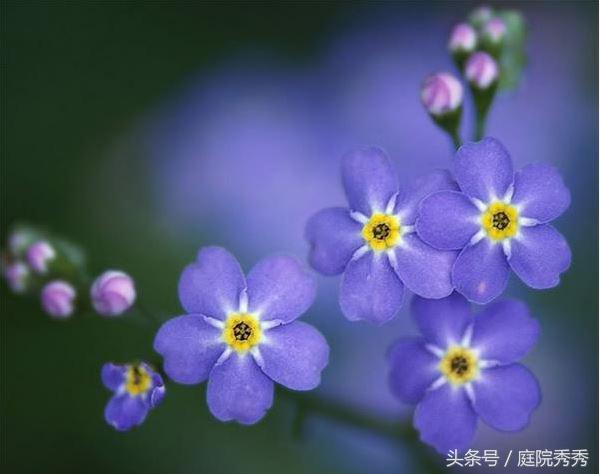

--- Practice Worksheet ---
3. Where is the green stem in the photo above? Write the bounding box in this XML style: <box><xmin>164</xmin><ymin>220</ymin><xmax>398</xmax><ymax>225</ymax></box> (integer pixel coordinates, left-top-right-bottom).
<box><xmin>474</xmin><ymin>114</ymin><xmax>486</xmax><ymax>141</ymax></box>
<box><xmin>449</xmin><ymin>129</ymin><xmax>462</xmax><ymax>150</ymax></box>
<box><xmin>280</xmin><ymin>389</ymin><xmax>444</xmax><ymax>473</ymax></box>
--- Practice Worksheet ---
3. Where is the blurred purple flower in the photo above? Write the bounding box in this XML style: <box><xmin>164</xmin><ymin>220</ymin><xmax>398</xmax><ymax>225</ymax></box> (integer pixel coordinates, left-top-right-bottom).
<box><xmin>91</xmin><ymin>270</ymin><xmax>136</xmax><ymax>317</ymax></box>
<box><xmin>101</xmin><ymin>362</ymin><xmax>165</xmax><ymax>431</ymax></box>
<box><xmin>388</xmin><ymin>293</ymin><xmax>541</xmax><ymax>454</ymax></box>
<box><xmin>417</xmin><ymin>137</ymin><xmax>571</xmax><ymax>304</ymax></box>
<box><xmin>41</xmin><ymin>280</ymin><xmax>76</xmax><ymax>319</ymax></box>
<box><xmin>154</xmin><ymin>247</ymin><xmax>329</xmax><ymax>424</ymax></box>
<box><xmin>306</xmin><ymin>147</ymin><xmax>458</xmax><ymax>324</ymax></box>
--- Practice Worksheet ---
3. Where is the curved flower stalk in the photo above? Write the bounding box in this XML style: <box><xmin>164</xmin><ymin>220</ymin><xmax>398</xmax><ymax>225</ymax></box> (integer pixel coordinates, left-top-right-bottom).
<box><xmin>388</xmin><ymin>293</ymin><xmax>541</xmax><ymax>453</ymax></box>
<box><xmin>154</xmin><ymin>247</ymin><xmax>329</xmax><ymax>424</ymax></box>
<box><xmin>417</xmin><ymin>137</ymin><xmax>571</xmax><ymax>304</ymax></box>
<box><xmin>306</xmin><ymin>147</ymin><xmax>458</xmax><ymax>324</ymax></box>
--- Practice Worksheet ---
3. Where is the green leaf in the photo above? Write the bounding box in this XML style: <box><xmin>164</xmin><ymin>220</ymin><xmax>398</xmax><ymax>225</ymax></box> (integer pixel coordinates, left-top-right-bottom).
<box><xmin>497</xmin><ymin>10</ymin><xmax>527</xmax><ymax>90</ymax></box>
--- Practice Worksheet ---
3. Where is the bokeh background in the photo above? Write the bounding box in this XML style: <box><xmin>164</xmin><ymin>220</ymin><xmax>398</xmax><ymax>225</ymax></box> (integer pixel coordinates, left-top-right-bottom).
<box><xmin>2</xmin><ymin>1</ymin><xmax>598</xmax><ymax>473</ymax></box>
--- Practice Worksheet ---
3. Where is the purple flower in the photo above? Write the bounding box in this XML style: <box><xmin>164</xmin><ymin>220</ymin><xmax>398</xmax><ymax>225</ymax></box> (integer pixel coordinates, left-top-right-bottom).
<box><xmin>465</xmin><ymin>52</ymin><xmax>499</xmax><ymax>90</ymax></box>
<box><xmin>3</xmin><ymin>261</ymin><xmax>30</xmax><ymax>293</ymax></box>
<box><xmin>101</xmin><ymin>362</ymin><xmax>165</xmax><ymax>431</ymax></box>
<box><xmin>417</xmin><ymin>137</ymin><xmax>571</xmax><ymax>304</ymax></box>
<box><xmin>26</xmin><ymin>240</ymin><xmax>56</xmax><ymax>274</ymax></box>
<box><xmin>420</xmin><ymin>73</ymin><xmax>463</xmax><ymax>116</ymax></box>
<box><xmin>41</xmin><ymin>280</ymin><xmax>76</xmax><ymax>318</ymax></box>
<box><xmin>154</xmin><ymin>247</ymin><xmax>329</xmax><ymax>425</ymax></box>
<box><xmin>91</xmin><ymin>270</ymin><xmax>136</xmax><ymax>317</ymax></box>
<box><xmin>305</xmin><ymin>147</ymin><xmax>458</xmax><ymax>324</ymax></box>
<box><xmin>388</xmin><ymin>293</ymin><xmax>541</xmax><ymax>454</ymax></box>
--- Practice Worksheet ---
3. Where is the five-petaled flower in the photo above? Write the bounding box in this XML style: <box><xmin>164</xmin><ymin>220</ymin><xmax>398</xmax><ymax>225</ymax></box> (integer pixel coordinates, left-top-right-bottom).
<box><xmin>417</xmin><ymin>137</ymin><xmax>571</xmax><ymax>304</ymax></box>
<box><xmin>305</xmin><ymin>147</ymin><xmax>458</xmax><ymax>324</ymax></box>
<box><xmin>101</xmin><ymin>362</ymin><xmax>165</xmax><ymax>431</ymax></box>
<box><xmin>388</xmin><ymin>293</ymin><xmax>541</xmax><ymax>454</ymax></box>
<box><xmin>154</xmin><ymin>247</ymin><xmax>329</xmax><ymax>425</ymax></box>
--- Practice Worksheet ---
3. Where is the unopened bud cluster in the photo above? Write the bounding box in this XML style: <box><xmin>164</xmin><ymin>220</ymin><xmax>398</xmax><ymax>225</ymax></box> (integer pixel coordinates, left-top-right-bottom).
<box><xmin>421</xmin><ymin>4</ymin><xmax>510</xmax><ymax>143</ymax></box>
<box><xmin>2</xmin><ymin>224</ymin><xmax>136</xmax><ymax>319</ymax></box>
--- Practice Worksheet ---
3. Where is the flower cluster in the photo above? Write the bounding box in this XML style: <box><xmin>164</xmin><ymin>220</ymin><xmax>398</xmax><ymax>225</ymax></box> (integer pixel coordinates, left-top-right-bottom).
<box><xmin>1</xmin><ymin>3</ymin><xmax>574</xmax><ymax>461</ymax></box>
<box><xmin>423</xmin><ymin>5</ymin><xmax>519</xmax><ymax>145</ymax></box>
<box><xmin>2</xmin><ymin>225</ymin><xmax>136</xmax><ymax>319</ymax></box>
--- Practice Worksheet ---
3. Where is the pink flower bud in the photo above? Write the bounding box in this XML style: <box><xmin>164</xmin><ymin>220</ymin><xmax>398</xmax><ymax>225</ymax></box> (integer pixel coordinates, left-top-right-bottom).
<box><xmin>420</xmin><ymin>73</ymin><xmax>463</xmax><ymax>116</ymax></box>
<box><xmin>465</xmin><ymin>52</ymin><xmax>499</xmax><ymax>89</ymax></box>
<box><xmin>4</xmin><ymin>262</ymin><xmax>30</xmax><ymax>294</ymax></box>
<box><xmin>91</xmin><ymin>270</ymin><xmax>136</xmax><ymax>316</ymax></box>
<box><xmin>483</xmin><ymin>17</ymin><xmax>506</xmax><ymax>43</ymax></box>
<box><xmin>41</xmin><ymin>280</ymin><xmax>76</xmax><ymax>319</ymax></box>
<box><xmin>26</xmin><ymin>240</ymin><xmax>56</xmax><ymax>274</ymax></box>
<box><xmin>448</xmin><ymin>23</ymin><xmax>477</xmax><ymax>53</ymax></box>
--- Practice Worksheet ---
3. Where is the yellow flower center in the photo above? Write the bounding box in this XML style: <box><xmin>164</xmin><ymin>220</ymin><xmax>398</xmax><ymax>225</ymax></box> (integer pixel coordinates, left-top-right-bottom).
<box><xmin>439</xmin><ymin>346</ymin><xmax>479</xmax><ymax>385</ymax></box>
<box><xmin>223</xmin><ymin>313</ymin><xmax>261</xmax><ymax>353</ymax></box>
<box><xmin>125</xmin><ymin>365</ymin><xmax>152</xmax><ymax>396</ymax></box>
<box><xmin>481</xmin><ymin>202</ymin><xmax>518</xmax><ymax>241</ymax></box>
<box><xmin>361</xmin><ymin>213</ymin><xmax>401</xmax><ymax>251</ymax></box>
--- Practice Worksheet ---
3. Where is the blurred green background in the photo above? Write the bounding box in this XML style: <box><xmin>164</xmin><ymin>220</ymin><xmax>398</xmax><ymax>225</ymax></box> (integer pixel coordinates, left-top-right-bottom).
<box><xmin>2</xmin><ymin>2</ymin><xmax>598</xmax><ymax>473</ymax></box>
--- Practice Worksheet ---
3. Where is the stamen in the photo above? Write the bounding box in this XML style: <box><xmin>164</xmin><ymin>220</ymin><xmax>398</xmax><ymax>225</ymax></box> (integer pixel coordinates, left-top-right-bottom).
<box><xmin>439</xmin><ymin>346</ymin><xmax>479</xmax><ymax>385</ymax></box>
<box><xmin>372</xmin><ymin>223</ymin><xmax>391</xmax><ymax>240</ymax></box>
<box><xmin>480</xmin><ymin>202</ymin><xmax>519</xmax><ymax>241</ymax></box>
<box><xmin>233</xmin><ymin>322</ymin><xmax>252</xmax><ymax>341</ymax></box>
<box><xmin>450</xmin><ymin>355</ymin><xmax>469</xmax><ymax>375</ymax></box>
<box><xmin>222</xmin><ymin>313</ymin><xmax>261</xmax><ymax>352</ymax></box>
<box><xmin>492</xmin><ymin>211</ymin><xmax>510</xmax><ymax>230</ymax></box>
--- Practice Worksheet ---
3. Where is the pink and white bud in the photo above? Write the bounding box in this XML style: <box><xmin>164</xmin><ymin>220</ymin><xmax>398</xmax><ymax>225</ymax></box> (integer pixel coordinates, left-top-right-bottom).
<box><xmin>421</xmin><ymin>73</ymin><xmax>463</xmax><ymax>116</ymax></box>
<box><xmin>91</xmin><ymin>270</ymin><xmax>136</xmax><ymax>316</ymax></box>
<box><xmin>483</xmin><ymin>17</ymin><xmax>506</xmax><ymax>43</ymax></box>
<box><xmin>4</xmin><ymin>262</ymin><xmax>30</xmax><ymax>294</ymax></box>
<box><xmin>448</xmin><ymin>23</ymin><xmax>477</xmax><ymax>53</ymax></box>
<box><xmin>41</xmin><ymin>280</ymin><xmax>76</xmax><ymax>319</ymax></box>
<box><xmin>26</xmin><ymin>240</ymin><xmax>56</xmax><ymax>274</ymax></box>
<box><xmin>465</xmin><ymin>52</ymin><xmax>499</xmax><ymax>89</ymax></box>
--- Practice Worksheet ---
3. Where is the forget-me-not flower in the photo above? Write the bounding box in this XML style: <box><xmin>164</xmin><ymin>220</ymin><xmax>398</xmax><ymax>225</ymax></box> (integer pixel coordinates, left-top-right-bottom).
<box><xmin>154</xmin><ymin>247</ymin><xmax>329</xmax><ymax>425</ymax></box>
<box><xmin>388</xmin><ymin>293</ymin><xmax>541</xmax><ymax>454</ymax></box>
<box><xmin>101</xmin><ymin>362</ymin><xmax>165</xmax><ymax>431</ymax></box>
<box><xmin>306</xmin><ymin>147</ymin><xmax>458</xmax><ymax>324</ymax></box>
<box><xmin>417</xmin><ymin>137</ymin><xmax>571</xmax><ymax>304</ymax></box>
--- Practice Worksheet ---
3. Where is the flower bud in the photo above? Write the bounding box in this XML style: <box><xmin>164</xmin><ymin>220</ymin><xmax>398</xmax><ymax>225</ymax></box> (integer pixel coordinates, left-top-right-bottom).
<box><xmin>482</xmin><ymin>17</ymin><xmax>506</xmax><ymax>44</ymax></box>
<box><xmin>8</xmin><ymin>228</ymin><xmax>38</xmax><ymax>257</ymax></box>
<box><xmin>421</xmin><ymin>73</ymin><xmax>463</xmax><ymax>116</ymax></box>
<box><xmin>469</xmin><ymin>5</ymin><xmax>494</xmax><ymax>28</ymax></box>
<box><xmin>4</xmin><ymin>262</ymin><xmax>30</xmax><ymax>294</ymax></box>
<box><xmin>91</xmin><ymin>270</ymin><xmax>136</xmax><ymax>316</ymax></box>
<box><xmin>448</xmin><ymin>23</ymin><xmax>477</xmax><ymax>54</ymax></box>
<box><xmin>26</xmin><ymin>240</ymin><xmax>56</xmax><ymax>274</ymax></box>
<box><xmin>465</xmin><ymin>52</ymin><xmax>499</xmax><ymax>89</ymax></box>
<box><xmin>41</xmin><ymin>280</ymin><xmax>76</xmax><ymax>319</ymax></box>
